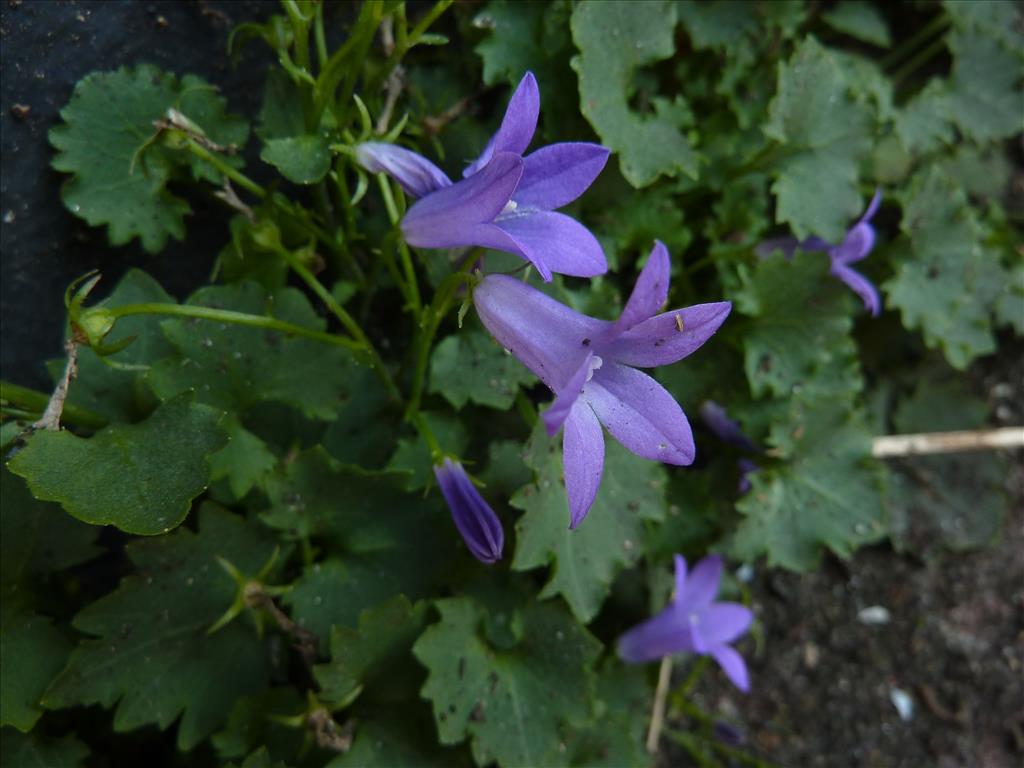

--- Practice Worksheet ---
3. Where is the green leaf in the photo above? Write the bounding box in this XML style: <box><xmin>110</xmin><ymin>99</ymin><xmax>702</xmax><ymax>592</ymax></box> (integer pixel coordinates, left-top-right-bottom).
<box><xmin>386</xmin><ymin>413</ymin><xmax>468</xmax><ymax>491</ymax></box>
<box><xmin>413</xmin><ymin>596</ymin><xmax>601</xmax><ymax>768</ymax></box>
<box><xmin>49</xmin><ymin>66</ymin><xmax>247</xmax><ymax>252</ymax></box>
<box><xmin>429</xmin><ymin>326</ymin><xmax>536</xmax><ymax>410</ymax></box>
<box><xmin>884</xmin><ymin>169</ymin><xmax>1000</xmax><ymax>369</ymax></box>
<box><xmin>946</xmin><ymin>28</ymin><xmax>1023</xmax><ymax>144</ymax></box>
<box><xmin>887</xmin><ymin>377</ymin><xmax>1006</xmax><ymax>554</ymax></box>
<box><xmin>7</xmin><ymin>394</ymin><xmax>226</xmax><ymax>535</ymax></box>
<box><xmin>314</xmin><ymin>596</ymin><xmax>427</xmax><ymax>705</ymax></box>
<box><xmin>148</xmin><ymin>281</ymin><xmax>357</xmax><ymax>420</ymax></box>
<box><xmin>730</xmin><ymin>400</ymin><xmax>886</xmax><ymax>571</ymax></box>
<box><xmin>208</xmin><ymin>417</ymin><xmax>278</xmax><ymax>500</ymax></box>
<box><xmin>511</xmin><ymin>422</ymin><xmax>667</xmax><ymax>622</ymax></box>
<box><xmin>57</xmin><ymin>269</ymin><xmax>176</xmax><ymax>424</ymax></box>
<box><xmin>822</xmin><ymin>1</ymin><xmax>891</xmax><ymax>47</ymax></box>
<box><xmin>566</xmin><ymin>662</ymin><xmax>651</xmax><ymax>767</ymax></box>
<box><xmin>765</xmin><ymin>38</ymin><xmax>873</xmax><ymax>241</ymax></box>
<box><xmin>0</xmin><ymin>604</ymin><xmax>71</xmax><ymax>732</ymax></box>
<box><xmin>260</xmin><ymin>135</ymin><xmax>331</xmax><ymax>184</ymax></box>
<box><xmin>257</xmin><ymin>68</ymin><xmax>306</xmax><ymax>141</ymax></box>
<box><xmin>226</xmin><ymin>746</ymin><xmax>293</xmax><ymax>768</ymax></box>
<box><xmin>0</xmin><ymin>730</ymin><xmax>89</xmax><ymax>768</ymax></box>
<box><xmin>894</xmin><ymin>80</ymin><xmax>953</xmax><ymax>155</ymax></box>
<box><xmin>1</xmin><ymin>467</ymin><xmax>100</xmax><ymax>588</ymax></box>
<box><xmin>326</xmin><ymin>704</ymin><xmax>463</xmax><ymax>768</ymax></box>
<box><xmin>734</xmin><ymin>251</ymin><xmax>860</xmax><ymax>400</ymax></box>
<box><xmin>571</xmin><ymin>0</ymin><xmax>698</xmax><ymax>186</ymax></box>
<box><xmin>677</xmin><ymin>0</ymin><xmax>758</xmax><ymax>49</ymax></box>
<box><xmin>43</xmin><ymin>505</ymin><xmax>276</xmax><ymax>750</ymax></box>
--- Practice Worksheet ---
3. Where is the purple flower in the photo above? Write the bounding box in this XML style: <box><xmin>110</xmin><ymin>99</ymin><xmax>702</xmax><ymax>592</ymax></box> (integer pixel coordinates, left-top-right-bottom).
<box><xmin>433</xmin><ymin>458</ymin><xmax>504</xmax><ymax>564</ymax></box>
<box><xmin>356</xmin><ymin>72</ymin><xmax>610</xmax><ymax>281</ymax></box>
<box><xmin>757</xmin><ymin>190</ymin><xmax>883</xmax><ymax>316</ymax></box>
<box><xmin>618</xmin><ymin>554</ymin><xmax>753</xmax><ymax>692</ymax></box>
<box><xmin>474</xmin><ymin>241</ymin><xmax>731</xmax><ymax>528</ymax></box>
<box><xmin>699</xmin><ymin>401</ymin><xmax>757</xmax><ymax>452</ymax></box>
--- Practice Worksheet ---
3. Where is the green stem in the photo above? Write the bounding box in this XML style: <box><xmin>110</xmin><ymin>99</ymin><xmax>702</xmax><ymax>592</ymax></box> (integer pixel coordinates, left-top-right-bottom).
<box><xmin>107</xmin><ymin>303</ymin><xmax>363</xmax><ymax>352</ymax></box>
<box><xmin>411</xmin><ymin>411</ymin><xmax>444</xmax><ymax>462</ymax></box>
<box><xmin>891</xmin><ymin>33</ymin><xmax>949</xmax><ymax>87</ymax></box>
<box><xmin>880</xmin><ymin>11</ymin><xmax>950</xmax><ymax>71</ymax></box>
<box><xmin>313</xmin><ymin>2</ymin><xmax>328</xmax><ymax>69</ymax></box>
<box><xmin>515</xmin><ymin>390</ymin><xmax>538</xmax><ymax>428</ymax></box>
<box><xmin>371</xmin><ymin>0</ymin><xmax>454</xmax><ymax>94</ymax></box>
<box><xmin>274</xmin><ymin>248</ymin><xmax>401</xmax><ymax>402</ymax></box>
<box><xmin>314</xmin><ymin>0</ymin><xmax>383</xmax><ymax>125</ymax></box>
<box><xmin>406</xmin><ymin>265</ymin><xmax>477</xmax><ymax>419</ymax></box>
<box><xmin>1</xmin><ymin>381</ymin><xmax>109</xmax><ymax>430</ymax></box>
<box><xmin>187</xmin><ymin>139</ymin><xmax>266</xmax><ymax>199</ymax></box>
<box><xmin>377</xmin><ymin>175</ymin><xmax>421</xmax><ymax>314</ymax></box>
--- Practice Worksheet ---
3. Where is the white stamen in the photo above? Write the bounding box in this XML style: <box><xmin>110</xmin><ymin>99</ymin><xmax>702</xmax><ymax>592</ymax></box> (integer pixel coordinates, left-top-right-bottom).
<box><xmin>585</xmin><ymin>356</ymin><xmax>603</xmax><ymax>382</ymax></box>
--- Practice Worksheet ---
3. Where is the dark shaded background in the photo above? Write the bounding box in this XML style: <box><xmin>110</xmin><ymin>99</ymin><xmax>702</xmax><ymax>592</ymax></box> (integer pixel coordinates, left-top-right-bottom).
<box><xmin>1</xmin><ymin>0</ymin><xmax>278</xmax><ymax>389</ymax></box>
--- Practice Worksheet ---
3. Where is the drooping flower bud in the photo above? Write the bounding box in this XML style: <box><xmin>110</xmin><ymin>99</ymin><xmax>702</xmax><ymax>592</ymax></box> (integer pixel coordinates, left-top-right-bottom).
<box><xmin>433</xmin><ymin>458</ymin><xmax>504</xmax><ymax>564</ymax></box>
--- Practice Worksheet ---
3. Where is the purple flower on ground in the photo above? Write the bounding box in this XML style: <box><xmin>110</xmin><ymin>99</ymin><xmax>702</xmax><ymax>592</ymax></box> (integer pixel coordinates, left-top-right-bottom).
<box><xmin>757</xmin><ymin>190</ymin><xmax>883</xmax><ymax>316</ymax></box>
<box><xmin>433</xmin><ymin>458</ymin><xmax>504</xmax><ymax>564</ymax></box>
<box><xmin>618</xmin><ymin>554</ymin><xmax>753</xmax><ymax>692</ymax></box>
<box><xmin>474</xmin><ymin>241</ymin><xmax>731</xmax><ymax>528</ymax></box>
<box><xmin>355</xmin><ymin>72</ymin><xmax>610</xmax><ymax>281</ymax></box>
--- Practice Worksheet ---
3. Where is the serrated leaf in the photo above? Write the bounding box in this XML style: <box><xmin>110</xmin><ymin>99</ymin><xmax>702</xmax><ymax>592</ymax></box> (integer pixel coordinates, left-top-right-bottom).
<box><xmin>884</xmin><ymin>169</ymin><xmax>1000</xmax><ymax>369</ymax></box>
<box><xmin>261</xmin><ymin>135</ymin><xmax>331</xmax><ymax>184</ymax></box>
<box><xmin>325</xmin><ymin>704</ymin><xmax>463</xmax><ymax>768</ymax></box>
<box><xmin>677</xmin><ymin>0</ymin><xmax>758</xmax><ymax>49</ymax></box>
<box><xmin>765</xmin><ymin>38</ymin><xmax>873</xmax><ymax>242</ymax></box>
<box><xmin>7</xmin><ymin>394</ymin><xmax>226</xmax><ymax>535</ymax></box>
<box><xmin>822</xmin><ymin>1</ymin><xmax>891</xmax><ymax>47</ymax></box>
<box><xmin>43</xmin><ymin>505</ymin><xmax>276</xmax><ymax>750</ymax></box>
<box><xmin>148</xmin><ymin>281</ymin><xmax>358</xmax><ymax>420</ymax></box>
<box><xmin>566</xmin><ymin>662</ymin><xmax>651</xmax><ymax>768</ymax></box>
<box><xmin>730</xmin><ymin>400</ymin><xmax>886</xmax><ymax>571</ymax></box>
<box><xmin>571</xmin><ymin>0</ymin><xmax>698</xmax><ymax>186</ymax></box>
<box><xmin>211</xmin><ymin>687</ymin><xmax>305</xmax><ymax>762</ymax></box>
<box><xmin>0</xmin><ymin>604</ymin><xmax>71</xmax><ymax>732</ymax></box>
<box><xmin>947</xmin><ymin>28</ymin><xmax>1023</xmax><ymax>144</ymax></box>
<box><xmin>49</xmin><ymin>66</ymin><xmax>247</xmax><ymax>252</ymax></box>
<box><xmin>429</xmin><ymin>326</ymin><xmax>535</xmax><ymax>410</ymax></box>
<box><xmin>314</xmin><ymin>596</ymin><xmax>427</xmax><ymax>705</ymax></box>
<box><xmin>208</xmin><ymin>417</ymin><xmax>278</xmax><ymax>499</ymax></box>
<box><xmin>0</xmin><ymin>730</ymin><xmax>89</xmax><ymax>768</ymax></box>
<box><xmin>413</xmin><ymin>596</ymin><xmax>601</xmax><ymax>768</ymax></box>
<box><xmin>894</xmin><ymin>80</ymin><xmax>953</xmax><ymax>155</ymax></box>
<box><xmin>734</xmin><ymin>251</ymin><xmax>860</xmax><ymax>400</ymax></box>
<box><xmin>887</xmin><ymin>377</ymin><xmax>1006</xmax><ymax>554</ymax></box>
<box><xmin>511</xmin><ymin>422</ymin><xmax>667</xmax><ymax>622</ymax></box>
<box><xmin>1</xmin><ymin>467</ymin><xmax>100</xmax><ymax>588</ymax></box>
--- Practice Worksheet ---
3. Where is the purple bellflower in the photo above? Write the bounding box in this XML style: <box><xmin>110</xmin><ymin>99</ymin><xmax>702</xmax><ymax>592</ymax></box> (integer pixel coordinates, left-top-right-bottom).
<box><xmin>355</xmin><ymin>72</ymin><xmax>610</xmax><ymax>281</ymax></box>
<box><xmin>474</xmin><ymin>241</ymin><xmax>731</xmax><ymax>528</ymax></box>
<box><xmin>700</xmin><ymin>400</ymin><xmax>760</xmax><ymax>495</ymax></box>
<box><xmin>618</xmin><ymin>554</ymin><xmax>753</xmax><ymax>692</ymax></box>
<box><xmin>757</xmin><ymin>190</ymin><xmax>883</xmax><ymax>316</ymax></box>
<box><xmin>433</xmin><ymin>458</ymin><xmax>504</xmax><ymax>564</ymax></box>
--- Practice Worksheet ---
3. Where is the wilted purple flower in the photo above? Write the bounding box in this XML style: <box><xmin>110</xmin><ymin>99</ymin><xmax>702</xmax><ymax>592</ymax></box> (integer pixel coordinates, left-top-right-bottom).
<box><xmin>618</xmin><ymin>554</ymin><xmax>753</xmax><ymax>692</ymax></box>
<box><xmin>356</xmin><ymin>72</ymin><xmax>610</xmax><ymax>281</ymax></box>
<box><xmin>433</xmin><ymin>458</ymin><xmax>504</xmax><ymax>564</ymax></box>
<box><xmin>757</xmin><ymin>190</ymin><xmax>883</xmax><ymax>316</ymax></box>
<box><xmin>474</xmin><ymin>241</ymin><xmax>731</xmax><ymax>527</ymax></box>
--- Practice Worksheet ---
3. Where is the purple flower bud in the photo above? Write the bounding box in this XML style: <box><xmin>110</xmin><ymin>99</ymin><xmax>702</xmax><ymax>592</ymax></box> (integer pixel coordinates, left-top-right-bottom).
<box><xmin>433</xmin><ymin>458</ymin><xmax>504</xmax><ymax>564</ymax></box>
<box><xmin>354</xmin><ymin>142</ymin><xmax>452</xmax><ymax>199</ymax></box>
<box><xmin>699</xmin><ymin>400</ymin><xmax>757</xmax><ymax>451</ymax></box>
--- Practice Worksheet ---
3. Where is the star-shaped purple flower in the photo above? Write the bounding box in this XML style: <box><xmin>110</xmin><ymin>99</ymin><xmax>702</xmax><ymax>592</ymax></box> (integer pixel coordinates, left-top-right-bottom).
<box><xmin>618</xmin><ymin>554</ymin><xmax>753</xmax><ymax>692</ymax></box>
<box><xmin>473</xmin><ymin>241</ymin><xmax>731</xmax><ymax>528</ymax></box>
<box><xmin>355</xmin><ymin>72</ymin><xmax>610</xmax><ymax>281</ymax></box>
<box><xmin>757</xmin><ymin>190</ymin><xmax>883</xmax><ymax>316</ymax></box>
<box><xmin>433</xmin><ymin>458</ymin><xmax>504</xmax><ymax>564</ymax></box>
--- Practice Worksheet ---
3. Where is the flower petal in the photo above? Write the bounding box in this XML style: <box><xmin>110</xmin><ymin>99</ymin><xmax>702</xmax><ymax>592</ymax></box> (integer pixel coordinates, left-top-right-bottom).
<box><xmin>463</xmin><ymin>72</ymin><xmax>539</xmax><ymax>177</ymax></box>
<box><xmin>401</xmin><ymin>152</ymin><xmax>522</xmax><ymax>249</ymax></box>
<box><xmin>493</xmin><ymin>210</ymin><xmax>608</xmax><ymax>280</ymax></box>
<box><xmin>564</xmin><ymin>401</ymin><xmax>605</xmax><ymax>529</ymax></box>
<box><xmin>609</xmin><ymin>240</ymin><xmax>671</xmax><ymax>337</ymax></box>
<box><xmin>860</xmin><ymin>187</ymin><xmax>882</xmax><ymax>223</ymax></box>
<box><xmin>514</xmin><ymin>142</ymin><xmax>610</xmax><ymax>210</ymax></box>
<box><xmin>354</xmin><ymin>142</ymin><xmax>451</xmax><ymax>198</ymax></box>
<box><xmin>433</xmin><ymin>459</ymin><xmax>504</xmax><ymax>564</ymax></box>
<box><xmin>473</xmin><ymin>274</ymin><xmax>609</xmax><ymax>390</ymax></box>
<box><xmin>543</xmin><ymin>352</ymin><xmax>601</xmax><ymax>437</ymax></box>
<box><xmin>584</xmin><ymin>363</ymin><xmax>694</xmax><ymax>465</ymax></box>
<box><xmin>696</xmin><ymin>603</ymin><xmax>754</xmax><ymax>647</ymax></box>
<box><xmin>617</xmin><ymin>606</ymin><xmax>697</xmax><ymax>662</ymax></box>
<box><xmin>673</xmin><ymin>554</ymin><xmax>688</xmax><ymax>601</ymax></box>
<box><xmin>831</xmin><ymin>221</ymin><xmax>876</xmax><ymax>264</ymax></box>
<box><xmin>604</xmin><ymin>302</ymin><xmax>732</xmax><ymax>368</ymax></box>
<box><xmin>710</xmin><ymin>644</ymin><xmax>750</xmax><ymax>692</ymax></box>
<box><xmin>676</xmin><ymin>554</ymin><xmax>722</xmax><ymax>614</ymax></box>
<box><xmin>831</xmin><ymin>263</ymin><xmax>881</xmax><ymax>316</ymax></box>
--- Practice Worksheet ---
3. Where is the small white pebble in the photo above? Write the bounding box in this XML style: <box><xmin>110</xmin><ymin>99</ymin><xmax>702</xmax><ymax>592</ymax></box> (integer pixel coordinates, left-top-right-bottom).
<box><xmin>858</xmin><ymin>605</ymin><xmax>891</xmax><ymax>625</ymax></box>
<box><xmin>889</xmin><ymin>687</ymin><xmax>914</xmax><ymax>721</ymax></box>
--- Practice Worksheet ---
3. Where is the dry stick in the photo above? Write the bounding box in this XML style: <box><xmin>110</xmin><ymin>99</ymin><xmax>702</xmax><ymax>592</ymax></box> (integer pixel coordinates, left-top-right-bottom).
<box><xmin>244</xmin><ymin>583</ymin><xmax>319</xmax><ymax>670</ymax></box>
<box><xmin>646</xmin><ymin>655</ymin><xmax>673</xmax><ymax>754</ymax></box>
<box><xmin>871</xmin><ymin>427</ymin><xmax>1024</xmax><ymax>458</ymax></box>
<box><xmin>32</xmin><ymin>339</ymin><xmax>79</xmax><ymax>431</ymax></box>
<box><xmin>375</xmin><ymin>16</ymin><xmax>404</xmax><ymax>135</ymax></box>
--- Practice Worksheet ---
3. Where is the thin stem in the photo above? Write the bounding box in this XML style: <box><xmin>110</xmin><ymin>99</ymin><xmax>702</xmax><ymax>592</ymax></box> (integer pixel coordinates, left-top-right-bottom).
<box><xmin>880</xmin><ymin>11</ymin><xmax>950</xmax><ymax>71</ymax></box>
<box><xmin>187</xmin><ymin>139</ymin><xmax>266</xmax><ymax>199</ymax></box>
<box><xmin>1</xmin><ymin>381</ymin><xmax>108</xmax><ymax>430</ymax></box>
<box><xmin>872</xmin><ymin>427</ymin><xmax>1024</xmax><ymax>457</ymax></box>
<box><xmin>377</xmin><ymin>175</ymin><xmax>421</xmax><ymax>314</ymax></box>
<box><xmin>515</xmin><ymin>390</ymin><xmax>538</xmax><ymax>428</ymax></box>
<box><xmin>275</xmin><ymin>248</ymin><xmax>401</xmax><ymax>402</ymax></box>
<box><xmin>411</xmin><ymin>411</ymin><xmax>444</xmax><ymax>462</ymax></box>
<box><xmin>313</xmin><ymin>2</ymin><xmax>328</xmax><ymax>69</ymax></box>
<box><xmin>372</xmin><ymin>0</ymin><xmax>454</xmax><ymax>94</ymax></box>
<box><xmin>891</xmin><ymin>33</ymin><xmax>949</xmax><ymax>87</ymax></box>
<box><xmin>646</xmin><ymin>656</ymin><xmax>673</xmax><ymax>753</ymax></box>
<box><xmin>107</xmin><ymin>303</ymin><xmax>363</xmax><ymax>352</ymax></box>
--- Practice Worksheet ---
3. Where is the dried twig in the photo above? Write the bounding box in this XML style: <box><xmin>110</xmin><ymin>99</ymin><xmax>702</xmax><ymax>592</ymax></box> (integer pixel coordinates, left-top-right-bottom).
<box><xmin>32</xmin><ymin>339</ymin><xmax>79</xmax><ymax>431</ymax></box>
<box><xmin>871</xmin><ymin>427</ymin><xmax>1024</xmax><ymax>458</ymax></box>
<box><xmin>244</xmin><ymin>583</ymin><xmax>319</xmax><ymax>669</ymax></box>
<box><xmin>307</xmin><ymin>708</ymin><xmax>355</xmax><ymax>753</ymax></box>
<box><xmin>375</xmin><ymin>17</ymin><xmax>404</xmax><ymax>135</ymax></box>
<box><xmin>214</xmin><ymin>179</ymin><xmax>255</xmax><ymax>221</ymax></box>
<box><xmin>646</xmin><ymin>655</ymin><xmax>673</xmax><ymax>753</ymax></box>
<box><xmin>423</xmin><ymin>94</ymin><xmax>474</xmax><ymax>137</ymax></box>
